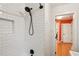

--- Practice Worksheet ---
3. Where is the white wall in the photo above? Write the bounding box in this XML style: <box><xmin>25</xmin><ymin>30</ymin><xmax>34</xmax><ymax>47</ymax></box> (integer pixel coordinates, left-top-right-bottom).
<box><xmin>62</xmin><ymin>24</ymin><xmax>72</xmax><ymax>43</ymax></box>
<box><xmin>0</xmin><ymin>3</ymin><xmax>45</xmax><ymax>56</ymax></box>
<box><xmin>44</xmin><ymin>4</ymin><xmax>52</xmax><ymax>56</ymax></box>
<box><xmin>48</xmin><ymin>3</ymin><xmax>79</xmax><ymax>55</ymax></box>
<box><xmin>0</xmin><ymin>12</ymin><xmax>26</xmax><ymax>56</ymax></box>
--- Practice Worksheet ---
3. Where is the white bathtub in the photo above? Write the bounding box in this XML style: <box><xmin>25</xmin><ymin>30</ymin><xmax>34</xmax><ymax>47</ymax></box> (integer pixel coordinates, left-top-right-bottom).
<box><xmin>70</xmin><ymin>50</ymin><xmax>79</xmax><ymax>56</ymax></box>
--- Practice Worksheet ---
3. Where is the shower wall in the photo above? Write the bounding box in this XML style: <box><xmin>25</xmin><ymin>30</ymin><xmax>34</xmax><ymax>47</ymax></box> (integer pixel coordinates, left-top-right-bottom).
<box><xmin>0</xmin><ymin>3</ymin><xmax>45</xmax><ymax>56</ymax></box>
<box><xmin>24</xmin><ymin>4</ymin><xmax>45</xmax><ymax>56</ymax></box>
<box><xmin>0</xmin><ymin>12</ymin><xmax>25</xmax><ymax>55</ymax></box>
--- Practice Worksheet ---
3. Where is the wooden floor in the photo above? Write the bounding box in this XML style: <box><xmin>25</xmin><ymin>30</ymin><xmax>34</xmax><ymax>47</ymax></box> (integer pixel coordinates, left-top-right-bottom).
<box><xmin>56</xmin><ymin>41</ymin><xmax>72</xmax><ymax>56</ymax></box>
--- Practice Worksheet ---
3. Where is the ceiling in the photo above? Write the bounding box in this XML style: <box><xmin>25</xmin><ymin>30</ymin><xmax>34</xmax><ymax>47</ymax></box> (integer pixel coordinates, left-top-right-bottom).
<box><xmin>50</xmin><ymin>3</ymin><xmax>69</xmax><ymax>8</ymax></box>
<box><xmin>0</xmin><ymin>3</ymin><xmax>44</xmax><ymax>12</ymax></box>
<box><xmin>0</xmin><ymin>4</ymin><xmax>39</xmax><ymax>15</ymax></box>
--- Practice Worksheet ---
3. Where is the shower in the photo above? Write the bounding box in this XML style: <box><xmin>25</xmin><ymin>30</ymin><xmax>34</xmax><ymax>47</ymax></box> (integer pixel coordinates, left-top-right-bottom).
<box><xmin>25</xmin><ymin>3</ymin><xmax>43</xmax><ymax>36</ymax></box>
<box><xmin>24</xmin><ymin>3</ymin><xmax>43</xmax><ymax>56</ymax></box>
<box><xmin>25</xmin><ymin>7</ymin><xmax>34</xmax><ymax>36</ymax></box>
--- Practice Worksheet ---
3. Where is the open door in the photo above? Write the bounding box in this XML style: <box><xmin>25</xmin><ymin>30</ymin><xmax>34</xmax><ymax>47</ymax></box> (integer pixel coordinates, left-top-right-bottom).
<box><xmin>55</xmin><ymin>14</ymin><xmax>73</xmax><ymax>56</ymax></box>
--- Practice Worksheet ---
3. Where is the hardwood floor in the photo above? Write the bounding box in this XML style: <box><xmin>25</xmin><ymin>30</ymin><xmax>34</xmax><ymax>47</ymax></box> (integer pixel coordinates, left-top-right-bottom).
<box><xmin>56</xmin><ymin>41</ymin><xmax>72</xmax><ymax>56</ymax></box>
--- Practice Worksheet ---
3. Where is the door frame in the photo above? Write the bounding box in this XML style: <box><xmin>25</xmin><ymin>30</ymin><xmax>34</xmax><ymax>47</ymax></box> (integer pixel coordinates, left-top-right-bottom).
<box><xmin>55</xmin><ymin>12</ymin><xmax>74</xmax><ymax>55</ymax></box>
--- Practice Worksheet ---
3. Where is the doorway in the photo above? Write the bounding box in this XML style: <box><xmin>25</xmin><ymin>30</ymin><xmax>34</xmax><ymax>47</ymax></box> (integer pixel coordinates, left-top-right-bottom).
<box><xmin>55</xmin><ymin>13</ymin><xmax>73</xmax><ymax>56</ymax></box>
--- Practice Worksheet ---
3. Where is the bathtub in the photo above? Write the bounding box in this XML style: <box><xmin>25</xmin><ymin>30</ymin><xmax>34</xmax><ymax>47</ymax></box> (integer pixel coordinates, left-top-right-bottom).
<box><xmin>70</xmin><ymin>50</ymin><xmax>79</xmax><ymax>56</ymax></box>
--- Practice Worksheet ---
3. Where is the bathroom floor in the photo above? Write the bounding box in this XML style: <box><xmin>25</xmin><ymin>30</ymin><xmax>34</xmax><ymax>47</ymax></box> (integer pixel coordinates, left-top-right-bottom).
<box><xmin>56</xmin><ymin>41</ymin><xmax>72</xmax><ymax>56</ymax></box>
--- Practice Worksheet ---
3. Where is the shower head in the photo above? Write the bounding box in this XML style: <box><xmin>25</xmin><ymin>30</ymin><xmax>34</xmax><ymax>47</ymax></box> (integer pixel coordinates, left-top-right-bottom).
<box><xmin>25</xmin><ymin>7</ymin><xmax>32</xmax><ymax>12</ymax></box>
<box><xmin>24</xmin><ymin>6</ymin><xmax>34</xmax><ymax>36</ymax></box>
<box><xmin>39</xmin><ymin>3</ymin><xmax>43</xmax><ymax>9</ymax></box>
